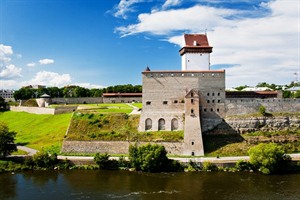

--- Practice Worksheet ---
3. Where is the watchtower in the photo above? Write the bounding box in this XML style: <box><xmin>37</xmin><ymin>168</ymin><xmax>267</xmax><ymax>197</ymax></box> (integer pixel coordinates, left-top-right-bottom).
<box><xmin>180</xmin><ymin>34</ymin><xmax>213</xmax><ymax>71</ymax></box>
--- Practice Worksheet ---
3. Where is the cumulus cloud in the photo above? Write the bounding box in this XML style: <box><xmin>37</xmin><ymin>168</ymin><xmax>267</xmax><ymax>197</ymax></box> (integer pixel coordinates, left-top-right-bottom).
<box><xmin>27</xmin><ymin>62</ymin><xmax>36</xmax><ymax>67</ymax></box>
<box><xmin>23</xmin><ymin>71</ymin><xmax>72</xmax><ymax>87</ymax></box>
<box><xmin>0</xmin><ymin>44</ymin><xmax>13</xmax><ymax>62</ymax></box>
<box><xmin>39</xmin><ymin>58</ymin><xmax>54</xmax><ymax>65</ymax></box>
<box><xmin>0</xmin><ymin>64</ymin><xmax>22</xmax><ymax>79</ymax></box>
<box><xmin>115</xmin><ymin>0</ymin><xmax>299</xmax><ymax>87</ymax></box>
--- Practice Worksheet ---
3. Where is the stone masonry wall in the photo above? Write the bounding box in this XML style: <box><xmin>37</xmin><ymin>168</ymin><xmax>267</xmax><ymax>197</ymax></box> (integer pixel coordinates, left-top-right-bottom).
<box><xmin>207</xmin><ymin>116</ymin><xmax>300</xmax><ymax>135</ymax></box>
<box><xmin>51</xmin><ymin>97</ymin><xmax>103</xmax><ymax>104</ymax></box>
<box><xmin>225</xmin><ymin>98</ymin><xmax>300</xmax><ymax>116</ymax></box>
<box><xmin>61</xmin><ymin>141</ymin><xmax>183</xmax><ymax>155</ymax></box>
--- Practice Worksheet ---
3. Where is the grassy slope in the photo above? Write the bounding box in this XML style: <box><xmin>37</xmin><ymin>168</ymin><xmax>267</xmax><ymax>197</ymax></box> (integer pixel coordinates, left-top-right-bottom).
<box><xmin>0</xmin><ymin>111</ymin><xmax>72</xmax><ymax>153</ymax></box>
<box><xmin>67</xmin><ymin>111</ymin><xmax>183</xmax><ymax>142</ymax></box>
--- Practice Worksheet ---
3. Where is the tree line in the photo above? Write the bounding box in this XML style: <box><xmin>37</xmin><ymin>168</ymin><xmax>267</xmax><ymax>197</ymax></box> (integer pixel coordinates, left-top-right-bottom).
<box><xmin>13</xmin><ymin>84</ymin><xmax>142</xmax><ymax>100</ymax></box>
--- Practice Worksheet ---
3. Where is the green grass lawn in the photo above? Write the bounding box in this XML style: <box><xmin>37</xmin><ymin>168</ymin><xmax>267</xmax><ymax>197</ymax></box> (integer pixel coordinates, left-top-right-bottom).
<box><xmin>0</xmin><ymin>111</ymin><xmax>72</xmax><ymax>153</ymax></box>
<box><xmin>132</xmin><ymin>103</ymin><xmax>142</xmax><ymax>109</ymax></box>
<box><xmin>76</xmin><ymin>103</ymin><xmax>134</xmax><ymax>114</ymax></box>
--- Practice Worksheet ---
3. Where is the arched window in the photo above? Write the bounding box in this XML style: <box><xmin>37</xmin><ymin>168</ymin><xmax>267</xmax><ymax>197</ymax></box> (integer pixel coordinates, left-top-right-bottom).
<box><xmin>145</xmin><ymin>118</ymin><xmax>152</xmax><ymax>131</ymax></box>
<box><xmin>158</xmin><ymin>118</ymin><xmax>165</xmax><ymax>130</ymax></box>
<box><xmin>171</xmin><ymin>118</ymin><xmax>178</xmax><ymax>131</ymax></box>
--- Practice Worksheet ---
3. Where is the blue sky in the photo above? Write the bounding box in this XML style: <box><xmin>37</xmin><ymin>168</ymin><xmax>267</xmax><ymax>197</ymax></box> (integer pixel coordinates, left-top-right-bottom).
<box><xmin>0</xmin><ymin>0</ymin><xmax>299</xmax><ymax>89</ymax></box>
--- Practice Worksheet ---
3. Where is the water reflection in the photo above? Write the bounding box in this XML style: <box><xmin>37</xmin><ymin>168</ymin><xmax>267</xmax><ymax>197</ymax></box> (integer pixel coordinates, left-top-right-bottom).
<box><xmin>0</xmin><ymin>171</ymin><xmax>300</xmax><ymax>200</ymax></box>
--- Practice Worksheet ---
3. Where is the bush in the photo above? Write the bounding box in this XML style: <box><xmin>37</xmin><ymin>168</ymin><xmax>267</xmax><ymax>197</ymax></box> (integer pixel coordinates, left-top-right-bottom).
<box><xmin>129</xmin><ymin>143</ymin><xmax>170</xmax><ymax>172</ymax></box>
<box><xmin>202</xmin><ymin>162</ymin><xmax>218</xmax><ymax>171</ymax></box>
<box><xmin>235</xmin><ymin>160</ymin><xmax>252</xmax><ymax>171</ymax></box>
<box><xmin>248</xmin><ymin>143</ymin><xmax>289</xmax><ymax>174</ymax></box>
<box><xmin>259</xmin><ymin>105</ymin><xmax>266</xmax><ymax>116</ymax></box>
<box><xmin>32</xmin><ymin>151</ymin><xmax>58</xmax><ymax>169</ymax></box>
<box><xmin>94</xmin><ymin>153</ymin><xmax>118</xmax><ymax>170</ymax></box>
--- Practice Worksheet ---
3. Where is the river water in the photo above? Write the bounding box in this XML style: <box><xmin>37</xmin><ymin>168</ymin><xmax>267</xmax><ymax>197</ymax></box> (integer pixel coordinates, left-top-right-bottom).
<box><xmin>1</xmin><ymin>170</ymin><xmax>300</xmax><ymax>200</ymax></box>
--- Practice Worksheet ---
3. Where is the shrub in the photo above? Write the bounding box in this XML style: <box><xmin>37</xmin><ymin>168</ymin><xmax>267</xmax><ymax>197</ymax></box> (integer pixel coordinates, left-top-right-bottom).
<box><xmin>202</xmin><ymin>161</ymin><xmax>218</xmax><ymax>171</ymax></box>
<box><xmin>235</xmin><ymin>160</ymin><xmax>252</xmax><ymax>171</ymax></box>
<box><xmin>32</xmin><ymin>151</ymin><xmax>58</xmax><ymax>169</ymax></box>
<box><xmin>129</xmin><ymin>143</ymin><xmax>170</xmax><ymax>172</ymax></box>
<box><xmin>248</xmin><ymin>143</ymin><xmax>289</xmax><ymax>174</ymax></box>
<box><xmin>259</xmin><ymin>105</ymin><xmax>266</xmax><ymax>116</ymax></box>
<box><xmin>94</xmin><ymin>153</ymin><xmax>118</xmax><ymax>170</ymax></box>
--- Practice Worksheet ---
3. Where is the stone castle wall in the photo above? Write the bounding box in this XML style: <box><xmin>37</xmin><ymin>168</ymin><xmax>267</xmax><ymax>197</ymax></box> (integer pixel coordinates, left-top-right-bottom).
<box><xmin>61</xmin><ymin>140</ymin><xmax>183</xmax><ymax>155</ymax></box>
<box><xmin>51</xmin><ymin>97</ymin><xmax>103</xmax><ymax>104</ymax></box>
<box><xmin>225</xmin><ymin>98</ymin><xmax>300</xmax><ymax>116</ymax></box>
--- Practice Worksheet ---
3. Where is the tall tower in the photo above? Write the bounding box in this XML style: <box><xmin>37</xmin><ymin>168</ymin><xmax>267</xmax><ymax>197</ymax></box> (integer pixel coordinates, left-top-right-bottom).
<box><xmin>179</xmin><ymin>34</ymin><xmax>213</xmax><ymax>71</ymax></box>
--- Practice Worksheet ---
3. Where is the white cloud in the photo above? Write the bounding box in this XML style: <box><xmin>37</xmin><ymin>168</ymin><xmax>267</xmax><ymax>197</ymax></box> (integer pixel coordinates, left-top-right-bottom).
<box><xmin>27</xmin><ymin>62</ymin><xmax>36</xmax><ymax>67</ymax></box>
<box><xmin>39</xmin><ymin>58</ymin><xmax>54</xmax><ymax>65</ymax></box>
<box><xmin>114</xmin><ymin>0</ymin><xmax>145</xmax><ymax>19</ymax></box>
<box><xmin>115</xmin><ymin>5</ymin><xmax>237</xmax><ymax>36</ymax></box>
<box><xmin>74</xmin><ymin>82</ymin><xmax>105</xmax><ymax>89</ymax></box>
<box><xmin>162</xmin><ymin>0</ymin><xmax>181</xmax><ymax>9</ymax></box>
<box><xmin>116</xmin><ymin>0</ymin><xmax>299</xmax><ymax>87</ymax></box>
<box><xmin>23</xmin><ymin>71</ymin><xmax>72</xmax><ymax>87</ymax></box>
<box><xmin>0</xmin><ymin>44</ymin><xmax>13</xmax><ymax>62</ymax></box>
<box><xmin>0</xmin><ymin>64</ymin><xmax>22</xmax><ymax>79</ymax></box>
<box><xmin>0</xmin><ymin>79</ymin><xmax>19</xmax><ymax>89</ymax></box>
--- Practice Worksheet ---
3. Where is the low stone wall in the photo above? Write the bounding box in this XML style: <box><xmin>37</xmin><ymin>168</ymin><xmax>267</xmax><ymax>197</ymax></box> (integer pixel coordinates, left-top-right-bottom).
<box><xmin>51</xmin><ymin>97</ymin><xmax>103</xmax><ymax>104</ymax></box>
<box><xmin>10</xmin><ymin>106</ymin><xmax>77</xmax><ymax>115</ymax></box>
<box><xmin>10</xmin><ymin>106</ymin><xmax>55</xmax><ymax>114</ymax></box>
<box><xmin>61</xmin><ymin>140</ymin><xmax>183</xmax><ymax>155</ymax></box>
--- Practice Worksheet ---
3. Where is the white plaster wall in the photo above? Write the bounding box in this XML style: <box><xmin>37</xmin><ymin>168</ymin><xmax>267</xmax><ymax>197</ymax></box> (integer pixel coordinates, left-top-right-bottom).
<box><xmin>182</xmin><ymin>53</ymin><xmax>210</xmax><ymax>70</ymax></box>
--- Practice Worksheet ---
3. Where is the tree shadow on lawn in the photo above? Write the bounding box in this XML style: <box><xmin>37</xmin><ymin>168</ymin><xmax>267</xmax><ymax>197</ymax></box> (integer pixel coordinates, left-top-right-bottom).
<box><xmin>203</xmin><ymin>121</ymin><xmax>245</xmax><ymax>154</ymax></box>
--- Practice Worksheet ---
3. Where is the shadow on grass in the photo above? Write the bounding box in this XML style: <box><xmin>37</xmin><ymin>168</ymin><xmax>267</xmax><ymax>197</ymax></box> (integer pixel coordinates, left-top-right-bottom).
<box><xmin>203</xmin><ymin>121</ymin><xmax>244</xmax><ymax>154</ymax></box>
<box><xmin>16</xmin><ymin>142</ymin><xmax>29</xmax><ymax>146</ymax></box>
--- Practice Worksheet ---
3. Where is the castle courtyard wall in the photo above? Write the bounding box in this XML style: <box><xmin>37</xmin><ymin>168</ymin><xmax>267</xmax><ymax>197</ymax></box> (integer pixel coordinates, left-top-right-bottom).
<box><xmin>61</xmin><ymin>140</ymin><xmax>183</xmax><ymax>155</ymax></box>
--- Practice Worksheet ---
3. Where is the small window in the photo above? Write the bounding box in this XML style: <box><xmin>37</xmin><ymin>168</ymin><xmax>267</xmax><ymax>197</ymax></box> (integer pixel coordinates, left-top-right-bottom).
<box><xmin>218</xmin><ymin>93</ymin><xmax>220</xmax><ymax>96</ymax></box>
<box><xmin>204</xmin><ymin>108</ymin><xmax>207</xmax><ymax>112</ymax></box>
<box><xmin>191</xmin><ymin>152</ymin><xmax>194</xmax><ymax>156</ymax></box>
<box><xmin>207</xmin><ymin>100</ymin><xmax>210</xmax><ymax>103</ymax></box>
<box><xmin>211</xmin><ymin>108</ymin><xmax>213</xmax><ymax>112</ymax></box>
<box><xmin>191</xmin><ymin>142</ymin><xmax>194</xmax><ymax>145</ymax></box>
<box><xmin>212</xmin><ymin>100</ymin><xmax>215</xmax><ymax>103</ymax></box>
<box><xmin>174</xmin><ymin>100</ymin><xmax>178</xmax><ymax>104</ymax></box>
<box><xmin>212</xmin><ymin>73</ymin><xmax>215</xmax><ymax>77</ymax></box>
<box><xmin>207</xmin><ymin>93</ymin><xmax>209</xmax><ymax>96</ymax></box>
<box><xmin>217</xmin><ymin>108</ymin><xmax>220</xmax><ymax>112</ymax></box>
<box><xmin>212</xmin><ymin>93</ymin><xmax>215</xmax><ymax>96</ymax></box>
<box><xmin>191</xmin><ymin>109</ymin><xmax>194</xmax><ymax>114</ymax></box>
<box><xmin>163</xmin><ymin>101</ymin><xmax>168</xmax><ymax>105</ymax></box>
<box><xmin>191</xmin><ymin>99</ymin><xmax>194</xmax><ymax>103</ymax></box>
<box><xmin>218</xmin><ymin>100</ymin><xmax>221</xmax><ymax>103</ymax></box>
<box><xmin>191</xmin><ymin>93</ymin><xmax>194</xmax><ymax>97</ymax></box>
<box><xmin>146</xmin><ymin>101</ymin><xmax>151</xmax><ymax>105</ymax></box>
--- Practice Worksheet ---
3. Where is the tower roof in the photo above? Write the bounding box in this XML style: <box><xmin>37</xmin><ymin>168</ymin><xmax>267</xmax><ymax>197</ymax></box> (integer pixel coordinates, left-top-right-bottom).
<box><xmin>179</xmin><ymin>34</ymin><xmax>213</xmax><ymax>55</ymax></box>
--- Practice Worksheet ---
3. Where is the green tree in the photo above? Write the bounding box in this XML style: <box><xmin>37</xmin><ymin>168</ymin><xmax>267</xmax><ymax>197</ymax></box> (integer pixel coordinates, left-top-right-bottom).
<box><xmin>0</xmin><ymin>122</ymin><xmax>17</xmax><ymax>158</ymax></box>
<box><xmin>248</xmin><ymin>143</ymin><xmax>289</xmax><ymax>174</ymax></box>
<box><xmin>129</xmin><ymin>144</ymin><xmax>169</xmax><ymax>172</ymax></box>
<box><xmin>0</xmin><ymin>97</ymin><xmax>7</xmax><ymax>109</ymax></box>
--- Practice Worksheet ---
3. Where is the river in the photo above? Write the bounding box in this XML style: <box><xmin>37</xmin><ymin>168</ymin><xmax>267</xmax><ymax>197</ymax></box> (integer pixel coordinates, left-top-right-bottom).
<box><xmin>1</xmin><ymin>170</ymin><xmax>300</xmax><ymax>200</ymax></box>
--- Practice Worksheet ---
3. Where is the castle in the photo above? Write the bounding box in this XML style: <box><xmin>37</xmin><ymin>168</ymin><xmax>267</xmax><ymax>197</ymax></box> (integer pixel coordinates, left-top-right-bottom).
<box><xmin>138</xmin><ymin>33</ymin><xmax>300</xmax><ymax>156</ymax></box>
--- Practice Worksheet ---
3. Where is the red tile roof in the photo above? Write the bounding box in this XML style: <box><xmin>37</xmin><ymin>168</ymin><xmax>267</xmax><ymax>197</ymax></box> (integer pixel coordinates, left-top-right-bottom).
<box><xmin>183</xmin><ymin>34</ymin><xmax>211</xmax><ymax>47</ymax></box>
<box><xmin>179</xmin><ymin>34</ymin><xmax>213</xmax><ymax>55</ymax></box>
